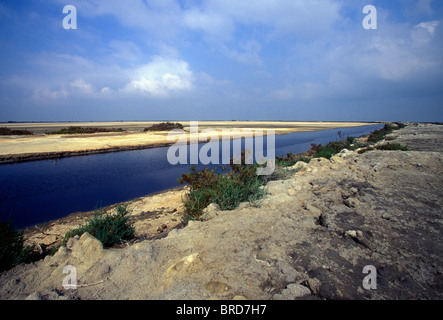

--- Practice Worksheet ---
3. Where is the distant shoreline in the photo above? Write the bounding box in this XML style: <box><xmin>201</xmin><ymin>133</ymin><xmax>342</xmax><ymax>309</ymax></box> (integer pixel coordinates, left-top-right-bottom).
<box><xmin>0</xmin><ymin>121</ymin><xmax>377</xmax><ymax>165</ymax></box>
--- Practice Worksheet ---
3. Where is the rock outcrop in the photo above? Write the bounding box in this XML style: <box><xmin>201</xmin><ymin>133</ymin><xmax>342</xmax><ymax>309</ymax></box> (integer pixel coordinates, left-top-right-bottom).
<box><xmin>0</xmin><ymin>123</ymin><xmax>442</xmax><ymax>300</ymax></box>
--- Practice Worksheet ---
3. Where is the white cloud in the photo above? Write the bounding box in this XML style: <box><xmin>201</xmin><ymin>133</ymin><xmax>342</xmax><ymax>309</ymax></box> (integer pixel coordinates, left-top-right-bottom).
<box><xmin>57</xmin><ymin>0</ymin><xmax>183</xmax><ymax>39</ymax></box>
<box><xmin>411</xmin><ymin>20</ymin><xmax>440</xmax><ymax>44</ymax></box>
<box><xmin>100</xmin><ymin>87</ymin><xmax>112</xmax><ymax>94</ymax></box>
<box><xmin>122</xmin><ymin>57</ymin><xmax>194</xmax><ymax>97</ymax></box>
<box><xmin>183</xmin><ymin>0</ymin><xmax>341</xmax><ymax>38</ymax></box>
<box><xmin>181</xmin><ymin>0</ymin><xmax>341</xmax><ymax>63</ymax></box>
<box><xmin>69</xmin><ymin>79</ymin><xmax>94</xmax><ymax>94</ymax></box>
<box><xmin>183</xmin><ymin>8</ymin><xmax>235</xmax><ymax>41</ymax></box>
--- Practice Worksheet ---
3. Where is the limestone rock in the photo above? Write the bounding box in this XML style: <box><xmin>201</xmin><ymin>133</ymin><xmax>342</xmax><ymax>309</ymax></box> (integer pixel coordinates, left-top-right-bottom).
<box><xmin>201</xmin><ymin>203</ymin><xmax>220</xmax><ymax>221</ymax></box>
<box><xmin>70</xmin><ymin>232</ymin><xmax>104</xmax><ymax>263</ymax></box>
<box><xmin>273</xmin><ymin>284</ymin><xmax>311</xmax><ymax>300</ymax></box>
<box><xmin>25</xmin><ymin>290</ymin><xmax>68</xmax><ymax>300</ymax></box>
<box><xmin>41</xmin><ymin>234</ymin><xmax>58</xmax><ymax>246</ymax></box>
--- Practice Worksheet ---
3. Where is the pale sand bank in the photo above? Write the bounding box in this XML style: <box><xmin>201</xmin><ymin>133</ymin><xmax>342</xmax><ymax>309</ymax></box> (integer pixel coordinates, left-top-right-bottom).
<box><xmin>0</xmin><ymin>121</ymin><xmax>375</xmax><ymax>163</ymax></box>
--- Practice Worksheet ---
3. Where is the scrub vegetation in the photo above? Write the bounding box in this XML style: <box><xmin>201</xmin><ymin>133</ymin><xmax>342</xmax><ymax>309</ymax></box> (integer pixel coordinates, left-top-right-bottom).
<box><xmin>0</xmin><ymin>127</ymin><xmax>33</xmax><ymax>135</ymax></box>
<box><xmin>46</xmin><ymin>126</ymin><xmax>125</xmax><ymax>134</ymax></box>
<box><xmin>62</xmin><ymin>205</ymin><xmax>135</xmax><ymax>247</ymax></box>
<box><xmin>144</xmin><ymin>122</ymin><xmax>184</xmax><ymax>132</ymax></box>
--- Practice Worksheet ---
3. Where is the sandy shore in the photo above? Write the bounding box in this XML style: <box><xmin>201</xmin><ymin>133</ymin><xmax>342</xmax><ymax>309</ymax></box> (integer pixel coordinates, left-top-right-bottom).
<box><xmin>0</xmin><ymin>121</ymin><xmax>374</xmax><ymax>164</ymax></box>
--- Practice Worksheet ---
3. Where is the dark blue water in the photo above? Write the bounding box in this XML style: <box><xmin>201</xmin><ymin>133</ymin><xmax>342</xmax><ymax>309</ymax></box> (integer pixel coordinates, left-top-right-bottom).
<box><xmin>0</xmin><ymin>124</ymin><xmax>382</xmax><ymax>229</ymax></box>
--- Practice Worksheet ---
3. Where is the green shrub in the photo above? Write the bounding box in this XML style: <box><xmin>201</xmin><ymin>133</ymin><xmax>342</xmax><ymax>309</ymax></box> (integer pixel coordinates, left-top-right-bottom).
<box><xmin>276</xmin><ymin>155</ymin><xmax>311</xmax><ymax>167</ymax></box>
<box><xmin>213</xmin><ymin>173</ymin><xmax>264</xmax><ymax>211</ymax></box>
<box><xmin>309</xmin><ymin>138</ymin><xmax>353</xmax><ymax>160</ymax></box>
<box><xmin>0</xmin><ymin>222</ymin><xmax>35</xmax><ymax>272</ymax></box>
<box><xmin>375</xmin><ymin>143</ymin><xmax>409</xmax><ymax>151</ymax></box>
<box><xmin>367</xmin><ymin>124</ymin><xmax>394</xmax><ymax>143</ymax></box>
<box><xmin>46</xmin><ymin>126</ymin><xmax>125</xmax><ymax>135</ymax></box>
<box><xmin>393</xmin><ymin>122</ymin><xmax>407</xmax><ymax>130</ymax></box>
<box><xmin>0</xmin><ymin>127</ymin><xmax>33</xmax><ymax>135</ymax></box>
<box><xmin>357</xmin><ymin>146</ymin><xmax>375</xmax><ymax>154</ymax></box>
<box><xmin>62</xmin><ymin>205</ymin><xmax>135</xmax><ymax>247</ymax></box>
<box><xmin>144</xmin><ymin>122</ymin><xmax>184</xmax><ymax>132</ymax></box>
<box><xmin>181</xmin><ymin>186</ymin><xmax>215</xmax><ymax>222</ymax></box>
<box><xmin>312</xmin><ymin>142</ymin><xmax>343</xmax><ymax>159</ymax></box>
<box><xmin>179</xmin><ymin>154</ymin><xmax>266</xmax><ymax>223</ymax></box>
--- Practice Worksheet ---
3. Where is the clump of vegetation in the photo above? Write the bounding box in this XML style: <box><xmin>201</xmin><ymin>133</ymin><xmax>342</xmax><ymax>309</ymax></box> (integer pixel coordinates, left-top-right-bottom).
<box><xmin>0</xmin><ymin>222</ymin><xmax>36</xmax><ymax>272</ymax></box>
<box><xmin>144</xmin><ymin>122</ymin><xmax>184</xmax><ymax>132</ymax></box>
<box><xmin>358</xmin><ymin>142</ymin><xmax>409</xmax><ymax>154</ymax></box>
<box><xmin>0</xmin><ymin>127</ymin><xmax>33</xmax><ymax>135</ymax></box>
<box><xmin>46</xmin><ymin>126</ymin><xmax>125</xmax><ymax>135</ymax></box>
<box><xmin>178</xmin><ymin>154</ymin><xmax>266</xmax><ymax>223</ymax></box>
<box><xmin>375</xmin><ymin>143</ymin><xmax>409</xmax><ymax>151</ymax></box>
<box><xmin>62</xmin><ymin>205</ymin><xmax>135</xmax><ymax>247</ymax></box>
<box><xmin>393</xmin><ymin>122</ymin><xmax>407</xmax><ymax>129</ymax></box>
<box><xmin>276</xmin><ymin>152</ymin><xmax>311</xmax><ymax>167</ymax></box>
<box><xmin>276</xmin><ymin>123</ymin><xmax>408</xmax><ymax>163</ymax></box>
<box><xmin>307</xmin><ymin>133</ymin><xmax>358</xmax><ymax>160</ymax></box>
<box><xmin>366</xmin><ymin>122</ymin><xmax>406</xmax><ymax>144</ymax></box>
<box><xmin>367</xmin><ymin>124</ymin><xmax>394</xmax><ymax>143</ymax></box>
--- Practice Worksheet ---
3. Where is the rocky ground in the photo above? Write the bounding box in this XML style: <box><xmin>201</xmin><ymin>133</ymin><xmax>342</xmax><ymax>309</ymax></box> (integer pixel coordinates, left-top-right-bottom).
<box><xmin>0</xmin><ymin>123</ymin><xmax>441</xmax><ymax>300</ymax></box>
<box><xmin>22</xmin><ymin>187</ymin><xmax>187</xmax><ymax>251</ymax></box>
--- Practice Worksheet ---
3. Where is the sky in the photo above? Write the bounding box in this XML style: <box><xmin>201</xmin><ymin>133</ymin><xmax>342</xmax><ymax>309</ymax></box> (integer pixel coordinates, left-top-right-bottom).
<box><xmin>0</xmin><ymin>0</ymin><xmax>442</xmax><ymax>122</ymax></box>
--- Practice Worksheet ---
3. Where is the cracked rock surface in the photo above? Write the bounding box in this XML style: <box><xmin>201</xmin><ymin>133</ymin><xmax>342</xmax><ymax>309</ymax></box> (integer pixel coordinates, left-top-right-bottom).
<box><xmin>0</xmin><ymin>124</ymin><xmax>442</xmax><ymax>300</ymax></box>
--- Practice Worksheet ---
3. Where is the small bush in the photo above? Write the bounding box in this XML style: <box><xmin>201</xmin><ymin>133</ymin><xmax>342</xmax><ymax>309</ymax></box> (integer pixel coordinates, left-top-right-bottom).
<box><xmin>276</xmin><ymin>155</ymin><xmax>311</xmax><ymax>167</ymax></box>
<box><xmin>376</xmin><ymin>143</ymin><xmax>409</xmax><ymax>151</ymax></box>
<box><xmin>62</xmin><ymin>205</ymin><xmax>135</xmax><ymax>247</ymax></box>
<box><xmin>179</xmin><ymin>154</ymin><xmax>266</xmax><ymax>223</ymax></box>
<box><xmin>367</xmin><ymin>124</ymin><xmax>394</xmax><ymax>143</ymax></box>
<box><xmin>0</xmin><ymin>222</ymin><xmax>35</xmax><ymax>272</ymax></box>
<box><xmin>0</xmin><ymin>127</ymin><xmax>33</xmax><ymax>135</ymax></box>
<box><xmin>358</xmin><ymin>143</ymin><xmax>409</xmax><ymax>154</ymax></box>
<box><xmin>357</xmin><ymin>147</ymin><xmax>375</xmax><ymax>154</ymax></box>
<box><xmin>144</xmin><ymin>122</ymin><xmax>184</xmax><ymax>132</ymax></box>
<box><xmin>311</xmin><ymin>142</ymin><xmax>343</xmax><ymax>159</ymax></box>
<box><xmin>393</xmin><ymin>122</ymin><xmax>407</xmax><ymax>130</ymax></box>
<box><xmin>46</xmin><ymin>126</ymin><xmax>125</xmax><ymax>135</ymax></box>
<box><xmin>213</xmin><ymin>173</ymin><xmax>264</xmax><ymax>211</ymax></box>
<box><xmin>308</xmin><ymin>139</ymin><xmax>352</xmax><ymax>160</ymax></box>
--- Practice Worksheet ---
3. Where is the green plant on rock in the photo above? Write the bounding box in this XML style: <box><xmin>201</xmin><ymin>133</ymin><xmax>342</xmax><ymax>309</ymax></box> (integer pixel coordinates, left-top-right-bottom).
<box><xmin>0</xmin><ymin>222</ymin><xmax>36</xmax><ymax>272</ymax></box>
<box><xmin>275</xmin><ymin>154</ymin><xmax>311</xmax><ymax>167</ymax></box>
<box><xmin>179</xmin><ymin>153</ymin><xmax>266</xmax><ymax>223</ymax></box>
<box><xmin>376</xmin><ymin>143</ymin><xmax>409</xmax><ymax>151</ymax></box>
<box><xmin>62</xmin><ymin>205</ymin><xmax>135</xmax><ymax>247</ymax></box>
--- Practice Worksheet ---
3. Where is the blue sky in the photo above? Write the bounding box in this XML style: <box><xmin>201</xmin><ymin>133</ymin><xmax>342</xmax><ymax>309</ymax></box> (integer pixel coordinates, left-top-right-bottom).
<box><xmin>0</xmin><ymin>0</ymin><xmax>442</xmax><ymax>122</ymax></box>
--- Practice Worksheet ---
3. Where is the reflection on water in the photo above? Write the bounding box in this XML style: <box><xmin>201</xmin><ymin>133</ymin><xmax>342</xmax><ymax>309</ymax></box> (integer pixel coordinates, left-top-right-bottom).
<box><xmin>0</xmin><ymin>124</ymin><xmax>382</xmax><ymax>229</ymax></box>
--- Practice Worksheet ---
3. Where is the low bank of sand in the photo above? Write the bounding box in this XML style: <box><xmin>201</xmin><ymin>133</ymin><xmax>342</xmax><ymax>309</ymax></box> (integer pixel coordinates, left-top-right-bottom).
<box><xmin>0</xmin><ymin>121</ymin><xmax>374</xmax><ymax>163</ymax></box>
